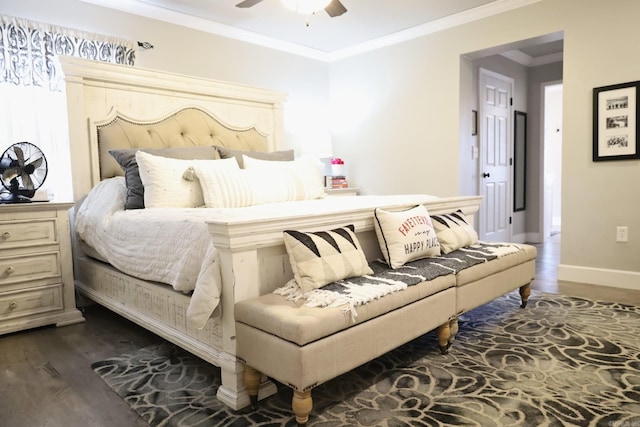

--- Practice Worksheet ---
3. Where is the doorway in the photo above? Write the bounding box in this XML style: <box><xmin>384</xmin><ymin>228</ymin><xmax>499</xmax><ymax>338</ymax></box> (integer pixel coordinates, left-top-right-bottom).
<box><xmin>542</xmin><ymin>82</ymin><xmax>563</xmax><ymax>240</ymax></box>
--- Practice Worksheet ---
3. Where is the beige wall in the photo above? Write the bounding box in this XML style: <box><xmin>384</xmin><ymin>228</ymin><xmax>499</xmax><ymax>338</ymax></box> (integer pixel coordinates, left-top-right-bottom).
<box><xmin>1</xmin><ymin>0</ymin><xmax>331</xmax><ymax>155</ymax></box>
<box><xmin>330</xmin><ymin>0</ymin><xmax>639</xmax><ymax>286</ymax></box>
<box><xmin>3</xmin><ymin>0</ymin><xmax>639</xmax><ymax>286</ymax></box>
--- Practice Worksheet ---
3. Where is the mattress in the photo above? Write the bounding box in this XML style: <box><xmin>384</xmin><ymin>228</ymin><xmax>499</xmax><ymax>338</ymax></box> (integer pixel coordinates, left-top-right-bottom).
<box><xmin>75</xmin><ymin>177</ymin><xmax>439</xmax><ymax>328</ymax></box>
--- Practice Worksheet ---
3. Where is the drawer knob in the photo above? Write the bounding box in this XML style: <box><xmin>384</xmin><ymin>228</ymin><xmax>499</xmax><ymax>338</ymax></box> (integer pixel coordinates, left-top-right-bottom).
<box><xmin>9</xmin><ymin>302</ymin><xmax>17</xmax><ymax>310</ymax></box>
<box><xmin>5</xmin><ymin>266</ymin><xmax>14</xmax><ymax>274</ymax></box>
<box><xmin>2</xmin><ymin>231</ymin><xmax>10</xmax><ymax>239</ymax></box>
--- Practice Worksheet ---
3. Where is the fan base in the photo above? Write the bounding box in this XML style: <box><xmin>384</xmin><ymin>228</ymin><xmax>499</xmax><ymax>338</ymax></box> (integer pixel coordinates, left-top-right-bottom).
<box><xmin>0</xmin><ymin>193</ymin><xmax>34</xmax><ymax>204</ymax></box>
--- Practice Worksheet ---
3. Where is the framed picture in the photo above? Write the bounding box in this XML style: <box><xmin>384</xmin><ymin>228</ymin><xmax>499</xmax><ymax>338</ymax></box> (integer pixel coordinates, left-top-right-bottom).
<box><xmin>593</xmin><ymin>80</ymin><xmax>640</xmax><ymax>161</ymax></box>
<box><xmin>471</xmin><ymin>110</ymin><xmax>477</xmax><ymax>136</ymax></box>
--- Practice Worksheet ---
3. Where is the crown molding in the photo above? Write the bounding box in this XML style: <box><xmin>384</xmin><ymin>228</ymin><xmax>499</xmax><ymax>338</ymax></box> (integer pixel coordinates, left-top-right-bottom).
<box><xmin>80</xmin><ymin>0</ymin><xmax>543</xmax><ymax>62</ymax></box>
<box><xmin>501</xmin><ymin>49</ymin><xmax>563</xmax><ymax>67</ymax></box>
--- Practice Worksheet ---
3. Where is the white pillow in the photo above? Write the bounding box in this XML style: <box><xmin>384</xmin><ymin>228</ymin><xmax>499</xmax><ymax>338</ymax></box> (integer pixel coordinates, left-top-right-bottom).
<box><xmin>283</xmin><ymin>224</ymin><xmax>373</xmax><ymax>292</ymax></box>
<box><xmin>193</xmin><ymin>165</ymin><xmax>322</xmax><ymax>208</ymax></box>
<box><xmin>136</xmin><ymin>151</ymin><xmax>238</xmax><ymax>208</ymax></box>
<box><xmin>374</xmin><ymin>205</ymin><xmax>441</xmax><ymax>269</ymax></box>
<box><xmin>242</xmin><ymin>155</ymin><xmax>325</xmax><ymax>200</ymax></box>
<box><xmin>430</xmin><ymin>210</ymin><xmax>478</xmax><ymax>254</ymax></box>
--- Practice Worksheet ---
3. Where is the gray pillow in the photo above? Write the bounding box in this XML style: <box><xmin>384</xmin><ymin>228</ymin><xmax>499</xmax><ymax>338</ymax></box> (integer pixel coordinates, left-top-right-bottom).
<box><xmin>214</xmin><ymin>146</ymin><xmax>294</xmax><ymax>168</ymax></box>
<box><xmin>109</xmin><ymin>146</ymin><xmax>219</xmax><ymax>209</ymax></box>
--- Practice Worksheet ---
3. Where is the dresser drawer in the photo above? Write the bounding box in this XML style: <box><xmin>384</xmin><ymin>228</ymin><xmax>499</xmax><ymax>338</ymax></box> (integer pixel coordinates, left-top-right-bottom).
<box><xmin>0</xmin><ymin>219</ymin><xmax>57</xmax><ymax>250</ymax></box>
<box><xmin>0</xmin><ymin>284</ymin><xmax>63</xmax><ymax>320</ymax></box>
<box><xmin>0</xmin><ymin>252</ymin><xmax>60</xmax><ymax>285</ymax></box>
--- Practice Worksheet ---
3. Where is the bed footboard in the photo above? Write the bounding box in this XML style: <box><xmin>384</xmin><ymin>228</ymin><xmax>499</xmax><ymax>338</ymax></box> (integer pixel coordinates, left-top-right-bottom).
<box><xmin>208</xmin><ymin>195</ymin><xmax>482</xmax><ymax>407</ymax></box>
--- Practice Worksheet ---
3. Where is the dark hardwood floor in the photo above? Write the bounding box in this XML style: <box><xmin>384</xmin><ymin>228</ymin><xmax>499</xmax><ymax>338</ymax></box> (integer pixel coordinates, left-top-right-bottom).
<box><xmin>1</xmin><ymin>235</ymin><xmax>638</xmax><ymax>427</ymax></box>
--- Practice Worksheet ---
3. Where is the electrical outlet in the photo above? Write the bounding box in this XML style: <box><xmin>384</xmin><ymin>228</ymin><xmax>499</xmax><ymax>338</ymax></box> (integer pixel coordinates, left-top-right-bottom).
<box><xmin>616</xmin><ymin>226</ymin><xmax>629</xmax><ymax>243</ymax></box>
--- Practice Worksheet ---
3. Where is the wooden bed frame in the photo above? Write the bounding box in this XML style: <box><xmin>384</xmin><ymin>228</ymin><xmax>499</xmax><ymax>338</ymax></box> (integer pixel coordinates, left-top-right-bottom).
<box><xmin>61</xmin><ymin>57</ymin><xmax>483</xmax><ymax>410</ymax></box>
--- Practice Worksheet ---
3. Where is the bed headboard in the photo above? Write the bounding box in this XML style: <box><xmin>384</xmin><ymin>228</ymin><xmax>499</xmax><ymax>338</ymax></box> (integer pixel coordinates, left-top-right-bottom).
<box><xmin>61</xmin><ymin>57</ymin><xmax>288</xmax><ymax>201</ymax></box>
<box><xmin>95</xmin><ymin>107</ymin><xmax>270</xmax><ymax>180</ymax></box>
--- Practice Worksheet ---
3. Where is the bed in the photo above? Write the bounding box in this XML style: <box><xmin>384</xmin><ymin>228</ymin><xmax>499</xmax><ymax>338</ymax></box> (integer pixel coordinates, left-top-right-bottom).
<box><xmin>61</xmin><ymin>57</ymin><xmax>483</xmax><ymax>410</ymax></box>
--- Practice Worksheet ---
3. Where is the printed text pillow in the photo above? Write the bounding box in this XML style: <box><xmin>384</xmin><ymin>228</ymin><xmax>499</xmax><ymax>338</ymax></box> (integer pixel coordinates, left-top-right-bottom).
<box><xmin>283</xmin><ymin>225</ymin><xmax>373</xmax><ymax>292</ymax></box>
<box><xmin>374</xmin><ymin>205</ymin><xmax>441</xmax><ymax>269</ymax></box>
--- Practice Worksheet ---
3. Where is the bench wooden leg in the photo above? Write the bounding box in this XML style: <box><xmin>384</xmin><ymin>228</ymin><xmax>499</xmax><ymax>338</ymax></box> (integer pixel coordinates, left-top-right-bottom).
<box><xmin>519</xmin><ymin>283</ymin><xmax>531</xmax><ymax>308</ymax></box>
<box><xmin>436</xmin><ymin>322</ymin><xmax>451</xmax><ymax>355</ymax></box>
<box><xmin>448</xmin><ymin>317</ymin><xmax>459</xmax><ymax>349</ymax></box>
<box><xmin>292</xmin><ymin>389</ymin><xmax>313</xmax><ymax>427</ymax></box>
<box><xmin>243</xmin><ymin>365</ymin><xmax>261</xmax><ymax>410</ymax></box>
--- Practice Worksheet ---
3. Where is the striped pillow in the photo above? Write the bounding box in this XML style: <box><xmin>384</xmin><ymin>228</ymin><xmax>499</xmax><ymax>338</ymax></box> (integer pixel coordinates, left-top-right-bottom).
<box><xmin>430</xmin><ymin>210</ymin><xmax>478</xmax><ymax>254</ymax></box>
<box><xmin>283</xmin><ymin>225</ymin><xmax>373</xmax><ymax>292</ymax></box>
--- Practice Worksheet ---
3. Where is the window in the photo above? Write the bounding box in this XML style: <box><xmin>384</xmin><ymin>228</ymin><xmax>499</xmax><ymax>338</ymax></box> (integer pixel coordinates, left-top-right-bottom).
<box><xmin>0</xmin><ymin>15</ymin><xmax>136</xmax><ymax>200</ymax></box>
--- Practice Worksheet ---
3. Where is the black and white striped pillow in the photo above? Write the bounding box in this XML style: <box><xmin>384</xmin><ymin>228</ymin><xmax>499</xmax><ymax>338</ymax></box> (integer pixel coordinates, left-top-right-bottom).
<box><xmin>283</xmin><ymin>225</ymin><xmax>373</xmax><ymax>292</ymax></box>
<box><xmin>430</xmin><ymin>210</ymin><xmax>478</xmax><ymax>253</ymax></box>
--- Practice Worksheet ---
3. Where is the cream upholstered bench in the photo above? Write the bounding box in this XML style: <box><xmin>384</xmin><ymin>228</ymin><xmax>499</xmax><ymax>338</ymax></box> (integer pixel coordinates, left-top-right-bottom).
<box><xmin>235</xmin><ymin>273</ymin><xmax>458</xmax><ymax>426</ymax></box>
<box><xmin>236</xmin><ymin>208</ymin><xmax>537</xmax><ymax>426</ymax></box>
<box><xmin>235</xmin><ymin>250</ymin><xmax>537</xmax><ymax>426</ymax></box>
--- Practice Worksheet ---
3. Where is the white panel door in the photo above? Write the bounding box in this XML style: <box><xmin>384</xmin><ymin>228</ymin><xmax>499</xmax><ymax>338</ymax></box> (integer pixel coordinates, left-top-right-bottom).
<box><xmin>479</xmin><ymin>69</ymin><xmax>512</xmax><ymax>242</ymax></box>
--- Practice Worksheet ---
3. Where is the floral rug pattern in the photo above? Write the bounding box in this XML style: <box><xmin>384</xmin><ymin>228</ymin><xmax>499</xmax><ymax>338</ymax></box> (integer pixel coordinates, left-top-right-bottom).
<box><xmin>92</xmin><ymin>292</ymin><xmax>640</xmax><ymax>426</ymax></box>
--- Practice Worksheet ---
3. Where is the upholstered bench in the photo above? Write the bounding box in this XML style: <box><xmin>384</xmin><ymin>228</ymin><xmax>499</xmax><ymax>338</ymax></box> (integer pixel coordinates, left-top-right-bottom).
<box><xmin>454</xmin><ymin>243</ymin><xmax>537</xmax><ymax>312</ymax></box>
<box><xmin>235</xmin><ymin>274</ymin><xmax>457</xmax><ymax>426</ymax></box>
<box><xmin>236</xmin><ymin>207</ymin><xmax>537</xmax><ymax>426</ymax></box>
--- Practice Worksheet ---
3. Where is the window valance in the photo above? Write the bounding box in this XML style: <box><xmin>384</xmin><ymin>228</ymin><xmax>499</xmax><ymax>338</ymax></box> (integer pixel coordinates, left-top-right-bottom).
<box><xmin>0</xmin><ymin>15</ymin><xmax>136</xmax><ymax>90</ymax></box>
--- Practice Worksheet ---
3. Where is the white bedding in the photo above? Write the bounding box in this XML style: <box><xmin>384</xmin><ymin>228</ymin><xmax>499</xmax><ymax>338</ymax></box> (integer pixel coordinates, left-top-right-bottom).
<box><xmin>75</xmin><ymin>177</ymin><xmax>440</xmax><ymax>329</ymax></box>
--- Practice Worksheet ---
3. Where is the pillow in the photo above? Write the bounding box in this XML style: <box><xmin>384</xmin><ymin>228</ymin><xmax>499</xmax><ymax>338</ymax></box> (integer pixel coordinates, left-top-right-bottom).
<box><xmin>190</xmin><ymin>166</ymin><xmax>259</xmax><ymax>208</ymax></box>
<box><xmin>191</xmin><ymin>164</ymin><xmax>318</xmax><ymax>208</ymax></box>
<box><xmin>214</xmin><ymin>146</ymin><xmax>294</xmax><ymax>168</ymax></box>
<box><xmin>283</xmin><ymin>224</ymin><xmax>373</xmax><ymax>292</ymax></box>
<box><xmin>430</xmin><ymin>210</ymin><xmax>479</xmax><ymax>254</ymax></box>
<box><xmin>135</xmin><ymin>151</ymin><xmax>238</xmax><ymax>208</ymax></box>
<box><xmin>373</xmin><ymin>205</ymin><xmax>440</xmax><ymax>269</ymax></box>
<box><xmin>109</xmin><ymin>146</ymin><xmax>219</xmax><ymax>209</ymax></box>
<box><xmin>243</xmin><ymin>155</ymin><xmax>325</xmax><ymax>200</ymax></box>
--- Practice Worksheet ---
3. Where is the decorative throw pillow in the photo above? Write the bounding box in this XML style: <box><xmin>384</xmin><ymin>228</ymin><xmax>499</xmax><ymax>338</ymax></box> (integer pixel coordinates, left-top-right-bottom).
<box><xmin>430</xmin><ymin>209</ymin><xmax>479</xmax><ymax>254</ymax></box>
<box><xmin>109</xmin><ymin>146</ymin><xmax>219</xmax><ymax>209</ymax></box>
<box><xmin>136</xmin><ymin>151</ymin><xmax>238</xmax><ymax>208</ymax></box>
<box><xmin>373</xmin><ymin>205</ymin><xmax>440</xmax><ymax>269</ymax></box>
<box><xmin>283</xmin><ymin>224</ymin><xmax>373</xmax><ymax>292</ymax></box>
<box><xmin>243</xmin><ymin>155</ymin><xmax>325</xmax><ymax>200</ymax></box>
<box><xmin>214</xmin><ymin>146</ymin><xmax>294</xmax><ymax>168</ymax></box>
<box><xmin>192</xmin><ymin>165</ymin><xmax>312</xmax><ymax>208</ymax></box>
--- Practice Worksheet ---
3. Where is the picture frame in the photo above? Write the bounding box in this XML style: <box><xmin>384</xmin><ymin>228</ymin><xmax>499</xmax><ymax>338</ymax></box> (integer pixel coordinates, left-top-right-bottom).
<box><xmin>513</xmin><ymin>111</ymin><xmax>527</xmax><ymax>212</ymax></box>
<box><xmin>471</xmin><ymin>110</ymin><xmax>477</xmax><ymax>136</ymax></box>
<box><xmin>593</xmin><ymin>80</ymin><xmax>640</xmax><ymax>161</ymax></box>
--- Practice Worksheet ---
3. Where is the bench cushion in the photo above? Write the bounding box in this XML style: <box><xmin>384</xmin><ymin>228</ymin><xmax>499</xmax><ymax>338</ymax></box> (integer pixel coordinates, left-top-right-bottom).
<box><xmin>455</xmin><ymin>244</ymin><xmax>537</xmax><ymax>287</ymax></box>
<box><xmin>235</xmin><ymin>274</ymin><xmax>455</xmax><ymax>346</ymax></box>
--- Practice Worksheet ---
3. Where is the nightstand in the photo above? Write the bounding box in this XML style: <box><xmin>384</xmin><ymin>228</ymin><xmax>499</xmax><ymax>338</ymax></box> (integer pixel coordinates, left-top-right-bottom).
<box><xmin>325</xmin><ymin>188</ymin><xmax>359</xmax><ymax>197</ymax></box>
<box><xmin>0</xmin><ymin>202</ymin><xmax>84</xmax><ymax>335</ymax></box>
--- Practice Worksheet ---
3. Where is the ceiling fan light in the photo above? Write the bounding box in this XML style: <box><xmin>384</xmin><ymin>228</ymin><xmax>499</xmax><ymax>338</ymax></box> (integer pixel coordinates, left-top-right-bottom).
<box><xmin>281</xmin><ymin>0</ymin><xmax>332</xmax><ymax>15</ymax></box>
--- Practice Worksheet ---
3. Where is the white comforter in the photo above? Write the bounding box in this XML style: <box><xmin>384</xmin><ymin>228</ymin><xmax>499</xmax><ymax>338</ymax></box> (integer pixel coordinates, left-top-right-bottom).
<box><xmin>75</xmin><ymin>177</ymin><xmax>439</xmax><ymax>329</ymax></box>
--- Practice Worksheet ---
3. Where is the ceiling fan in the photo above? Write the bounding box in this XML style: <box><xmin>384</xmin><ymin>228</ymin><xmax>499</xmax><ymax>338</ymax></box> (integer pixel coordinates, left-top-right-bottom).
<box><xmin>236</xmin><ymin>0</ymin><xmax>347</xmax><ymax>17</ymax></box>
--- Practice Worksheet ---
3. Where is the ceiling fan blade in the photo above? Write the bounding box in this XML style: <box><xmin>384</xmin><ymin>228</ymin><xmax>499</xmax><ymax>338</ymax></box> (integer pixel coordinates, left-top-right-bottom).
<box><xmin>325</xmin><ymin>0</ymin><xmax>347</xmax><ymax>17</ymax></box>
<box><xmin>236</xmin><ymin>0</ymin><xmax>264</xmax><ymax>8</ymax></box>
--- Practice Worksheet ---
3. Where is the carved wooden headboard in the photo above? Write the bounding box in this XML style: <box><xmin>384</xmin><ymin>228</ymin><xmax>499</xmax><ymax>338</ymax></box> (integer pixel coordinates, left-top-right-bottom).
<box><xmin>95</xmin><ymin>107</ymin><xmax>270</xmax><ymax>180</ymax></box>
<box><xmin>60</xmin><ymin>57</ymin><xmax>287</xmax><ymax>201</ymax></box>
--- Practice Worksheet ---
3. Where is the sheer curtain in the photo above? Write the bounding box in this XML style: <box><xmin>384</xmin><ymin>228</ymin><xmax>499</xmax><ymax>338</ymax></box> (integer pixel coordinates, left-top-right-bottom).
<box><xmin>0</xmin><ymin>15</ymin><xmax>136</xmax><ymax>201</ymax></box>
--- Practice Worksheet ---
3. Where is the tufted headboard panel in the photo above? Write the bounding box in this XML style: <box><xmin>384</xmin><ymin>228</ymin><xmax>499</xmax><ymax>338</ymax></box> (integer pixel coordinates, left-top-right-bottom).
<box><xmin>96</xmin><ymin>107</ymin><xmax>269</xmax><ymax>180</ymax></box>
<box><xmin>61</xmin><ymin>57</ymin><xmax>287</xmax><ymax>202</ymax></box>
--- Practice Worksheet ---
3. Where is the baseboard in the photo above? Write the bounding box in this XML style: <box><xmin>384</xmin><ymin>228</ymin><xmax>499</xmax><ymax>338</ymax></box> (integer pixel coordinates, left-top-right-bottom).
<box><xmin>511</xmin><ymin>233</ymin><xmax>527</xmax><ymax>244</ymax></box>
<box><xmin>557</xmin><ymin>264</ymin><xmax>640</xmax><ymax>289</ymax></box>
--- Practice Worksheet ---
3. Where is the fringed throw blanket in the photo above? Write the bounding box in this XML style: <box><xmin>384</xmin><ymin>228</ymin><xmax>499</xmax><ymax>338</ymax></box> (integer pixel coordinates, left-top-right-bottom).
<box><xmin>275</xmin><ymin>242</ymin><xmax>522</xmax><ymax>320</ymax></box>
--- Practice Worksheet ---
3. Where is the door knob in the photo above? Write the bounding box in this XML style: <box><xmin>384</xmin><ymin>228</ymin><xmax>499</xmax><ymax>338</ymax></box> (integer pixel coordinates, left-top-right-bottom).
<box><xmin>482</xmin><ymin>172</ymin><xmax>491</xmax><ymax>178</ymax></box>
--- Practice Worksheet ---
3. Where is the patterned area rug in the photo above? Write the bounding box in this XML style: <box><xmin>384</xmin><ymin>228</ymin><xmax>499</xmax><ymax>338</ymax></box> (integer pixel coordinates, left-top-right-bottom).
<box><xmin>91</xmin><ymin>292</ymin><xmax>640</xmax><ymax>426</ymax></box>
